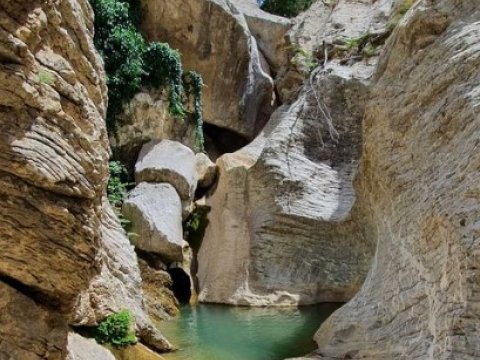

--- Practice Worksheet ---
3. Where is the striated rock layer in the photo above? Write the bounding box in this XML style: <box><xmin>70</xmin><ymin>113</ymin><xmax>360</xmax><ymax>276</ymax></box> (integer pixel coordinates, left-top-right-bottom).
<box><xmin>0</xmin><ymin>0</ymin><xmax>171</xmax><ymax>355</ymax></box>
<box><xmin>196</xmin><ymin>0</ymin><xmax>401</xmax><ymax>306</ymax></box>
<box><xmin>293</xmin><ymin>0</ymin><xmax>480</xmax><ymax>359</ymax></box>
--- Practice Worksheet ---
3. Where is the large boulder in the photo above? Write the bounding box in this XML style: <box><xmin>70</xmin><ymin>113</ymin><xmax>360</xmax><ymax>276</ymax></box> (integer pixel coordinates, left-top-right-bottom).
<box><xmin>139</xmin><ymin>0</ymin><xmax>276</xmax><ymax>139</ymax></box>
<box><xmin>135</xmin><ymin>140</ymin><xmax>197</xmax><ymax>201</ymax></box>
<box><xmin>295</xmin><ymin>1</ymin><xmax>480</xmax><ymax>359</ymax></box>
<box><xmin>197</xmin><ymin>72</ymin><xmax>374</xmax><ymax>306</ymax></box>
<box><xmin>122</xmin><ymin>182</ymin><xmax>185</xmax><ymax>263</ymax></box>
<box><xmin>195</xmin><ymin>152</ymin><xmax>217</xmax><ymax>188</ymax></box>
<box><xmin>109</xmin><ymin>89</ymin><xmax>198</xmax><ymax>169</ymax></box>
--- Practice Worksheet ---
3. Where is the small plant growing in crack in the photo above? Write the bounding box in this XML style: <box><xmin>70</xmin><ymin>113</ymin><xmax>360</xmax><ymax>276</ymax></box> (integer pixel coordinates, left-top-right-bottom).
<box><xmin>38</xmin><ymin>69</ymin><xmax>55</xmax><ymax>86</ymax></box>
<box><xmin>95</xmin><ymin>310</ymin><xmax>137</xmax><ymax>347</ymax></box>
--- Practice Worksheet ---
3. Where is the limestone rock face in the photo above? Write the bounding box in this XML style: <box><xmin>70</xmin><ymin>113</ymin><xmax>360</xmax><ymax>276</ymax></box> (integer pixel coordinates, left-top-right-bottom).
<box><xmin>195</xmin><ymin>152</ymin><xmax>217</xmax><ymax>188</ymax></box>
<box><xmin>197</xmin><ymin>72</ymin><xmax>374</xmax><ymax>305</ymax></box>
<box><xmin>138</xmin><ymin>259</ymin><xmax>179</xmax><ymax>322</ymax></box>
<box><xmin>139</xmin><ymin>0</ymin><xmax>275</xmax><ymax>139</ymax></box>
<box><xmin>0</xmin><ymin>282</ymin><xmax>68</xmax><ymax>360</ymax></box>
<box><xmin>72</xmin><ymin>199</ymin><xmax>173</xmax><ymax>352</ymax></box>
<box><xmin>0</xmin><ymin>0</ymin><xmax>172</xmax><ymax>354</ymax></box>
<box><xmin>136</xmin><ymin>140</ymin><xmax>197</xmax><ymax>200</ymax></box>
<box><xmin>66</xmin><ymin>332</ymin><xmax>115</xmax><ymax>360</ymax></box>
<box><xmin>231</xmin><ymin>0</ymin><xmax>291</xmax><ymax>71</ymax></box>
<box><xmin>294</xmin><ymin>1</ymin><xmax>480</xmax><ymax>359</ymax></box>
<box><xmin>109</xmin><ymin>89</ymin><xmax>198</xmax><ymax>167</ymax></box>
<box><xmin>0</xmin><ymin>0</ymin><xmax>108</xmax><ymax>303</ymax></box>
<box><xmin>277</xmin><ymin>0</ymin><xmax>396</xmax><ymax>102</ymax></box>
<box><xmin>123</xmin><ymin>183</ymin><xmax>184</xmax><ymax>263</ymax></box>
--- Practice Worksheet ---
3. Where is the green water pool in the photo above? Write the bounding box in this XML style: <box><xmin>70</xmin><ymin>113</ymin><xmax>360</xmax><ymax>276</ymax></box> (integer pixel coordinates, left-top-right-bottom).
<box><xmin>159</xmin><ymin>303</ymin><xmax>341</xmax><ymax>360</ymax></box>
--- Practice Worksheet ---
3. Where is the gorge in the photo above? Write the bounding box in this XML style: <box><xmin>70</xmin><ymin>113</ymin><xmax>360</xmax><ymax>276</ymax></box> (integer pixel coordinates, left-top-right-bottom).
<box><xmin>0</xmin><ymin>0</ymin><xmax>479</xmax><ymax>359</ymax></box>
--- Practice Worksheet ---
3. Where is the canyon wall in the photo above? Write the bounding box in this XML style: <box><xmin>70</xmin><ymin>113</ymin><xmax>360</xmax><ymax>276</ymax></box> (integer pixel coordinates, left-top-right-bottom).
<box><xmin>0</xmin><ymin>0</ymin><xmax>169</xmax><ymax>357</ymax></box>
<box><xmin>293</xmin><ymin>0</ymin><xmax>480</xmax><ymax>358</ymax></box>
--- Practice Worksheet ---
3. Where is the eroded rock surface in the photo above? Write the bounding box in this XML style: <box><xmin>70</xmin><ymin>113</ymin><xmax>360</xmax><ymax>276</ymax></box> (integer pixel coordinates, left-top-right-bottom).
<box><xmin>0</xmin><ymin>0</ymin><xmax>108</xmax><ymax>304</ymax></box>
<box><xmin>123</xmin><ymin>183</ymin><xmax>184</xmax><ymax>263</ymax></box>
<box><xmin>198</xmin><ymin>72</ymin><xmax>374</xmax><ymax>305</ymax></box>
<box><xmin>0</xmin><ymin>0</ymin><xmax>172</xmax><ymax>355</ymax></box>
<box><xmin>136</xmin><ymin>140</ymin><xmax>197</xmax><ymax>200</ymax></box>
<box><xmin>66</xmin><ymin>332</ymin><xmax>115</xmax><ymax>360</ymax></box>
<box><xmin>293</xmin><ymin>1</ymin><xmax>480</xmax><ymax>359</ymax></box>
<box><xmin>0</xmin><ymin>282</ymin><xmax>68</xmax><ymax>360</ymax></box>
<box><xmin>109</xmin><ymin>89</ymin><xmax>198</xmax><ymax>168</ymax></box>
<box><xmin>139</xmin><ymin>0</ymin><xmax>276</xmax><ymax>139</ymax></box>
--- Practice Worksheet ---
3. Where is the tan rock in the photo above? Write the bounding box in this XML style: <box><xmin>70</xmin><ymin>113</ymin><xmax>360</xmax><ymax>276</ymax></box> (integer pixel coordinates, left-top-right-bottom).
<box><xmin>0</xmin><ymin>282</ymin><xmax>67</xmax><ymax>360</ymax></box>
<box><xmin>109</xmin><ymin>89</ymin><xmax>198</xmax><ymax>167</ymax></box>
<box><xmin>72</xmin><ymin>200</ymin><xmax>173</xmax><ymax>352</ymax></box>
<box><xmin>0</xmin><ymin>0</ymin><xmax>108</xmax><ymax>304</ymax></box>
<box><xmin>66</xmin><ymin>332</ymin><xmax>115</xmax><ymax>360</ymax></box>
<box><xmin>197</xmin><ymin>73</ymin><xmax>374</xmax><ymax>306</ymax></box>
<box><xmin>139</xmin><ymin>259</ymin><xmax>180</xmax><ymax>322</ymax></box>
<box><xmin>294</xmin><ymin>1</ymin><xmax>480</xmax><ymax>359</ymax></box>
<box><xmin>135</xmin><ymin>140</ymin><xmax>198</xmax><ymax>200</ymax></box>
<box><xmin>195</xmin><ymin>152</ymin><xmax>217</xmax><ymax>188</ymax></box>
<box><xmin>139</xmin><ymin>0</ymin><xmax>274</xmax><ymax>139</ymax></box>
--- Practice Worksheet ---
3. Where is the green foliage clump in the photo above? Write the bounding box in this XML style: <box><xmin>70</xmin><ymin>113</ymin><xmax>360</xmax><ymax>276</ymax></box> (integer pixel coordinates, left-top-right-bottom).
<box><xmin>261</xmin><ymin>0</ymin><xmax>315</xmax><ymax>17</ymax></box>
<box><xmin>288</xmin><ymin>44</ymin><xmax>318</xmax><ymax>73</ymax></box>
<box><xmin>95</xmin><ymin>310</ymin><xmax>137</xmax><ymax>347</ymax></box>
<box><xmin>38</xmin><ymin>69</ymin><xmax>55</xmax><ymax>85</ymax></box>
<box><xmin>183</xmin><ymin>71</ymin><xmax>205</xmax><ymax>151</ymax></box>
<box><xmin>89</xmin><ymin>0</ymin><xmax>205</xmax><ymax>146</ymax></box>
<box><xmin>143</xmin><ymin>43</ymin><xmax>185</xmax><ymax>117</ymax></box>
<box><xmin>107</xmin><ymin>161</ymin><xmax>129</xmax><ymax>208</ymax></box>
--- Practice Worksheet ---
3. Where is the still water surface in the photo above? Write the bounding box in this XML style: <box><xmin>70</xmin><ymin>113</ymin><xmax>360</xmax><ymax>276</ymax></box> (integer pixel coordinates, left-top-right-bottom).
<box><xmin>160</xmin><ymin>303</ymin><xmax>341</xmax><ymax>360</ymax></box>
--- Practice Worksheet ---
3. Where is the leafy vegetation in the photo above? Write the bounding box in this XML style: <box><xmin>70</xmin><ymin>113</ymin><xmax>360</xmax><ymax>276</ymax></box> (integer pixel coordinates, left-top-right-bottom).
<box><xmin>89</xmin><ymin>0</ymin><xmax>205</xmax><ymax>149</ymax></box>
<box><xmin>38</xmin><ymin>70</ymin><xmax>55</xmax><ymax>85</ymax></box>
<box><xmin>183</xmin><ymin>71</ymin><xmax>205</xmax><ymax>151</ymax></box>
<box><xmin>95</xmin><ymin>310</ymin><xmax>137</xmax><ymax>347</ymax></box>
<box><xmin>288</xmin><ymin>44</ymin><xmax>318</xmax><ymax>73</ymax></box>
<box><xmin>107</xmin><ymin>161</ymin><xmax>129</xmax><ymax>208</ymax></box>
<box><xmin>107</xmin><ymin>160</ymin><xmax>133</xmax><ymax>229</ymax></box>
<box><xmin>261</xmin><ymin>0</ymin><xmax>315</xmax><ymax>17</ymax></box>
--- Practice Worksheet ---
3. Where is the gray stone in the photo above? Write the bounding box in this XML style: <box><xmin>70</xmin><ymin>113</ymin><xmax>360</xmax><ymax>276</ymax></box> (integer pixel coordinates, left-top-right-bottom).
<box><xmin>195</xmin><ymin>152</ymin><xmax>217</xmax><ymax>188</ymax></box>
<box><xmin>139</xmin><ymin>0</ymin><xmax>275</xmax><ymax>139</ymax></box>
<box><xmin>135</xmin><ymin>140</ymin><xmax>197</xmax><ymax>200</ymax></box>
<box><xmin>66</xmin><ymin>332</ymin><xmax>115</xmax><ymax>360</ymax></box>
<box><xmin>123</xmin><ymin>183</ymin><xmax>184</xmax><ymax>263</ymax></box>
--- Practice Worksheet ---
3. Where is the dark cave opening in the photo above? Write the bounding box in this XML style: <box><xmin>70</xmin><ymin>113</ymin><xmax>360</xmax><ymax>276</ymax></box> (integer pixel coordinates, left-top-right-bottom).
<box><xmin>168</xmin><ymin>267</ymin><xmax>192</xmax><ymax>304</ymax></box>
<box><xmin>203</xmin><ymin>123</ymin><xmax>250</xmax><ymax>160</ymax></box>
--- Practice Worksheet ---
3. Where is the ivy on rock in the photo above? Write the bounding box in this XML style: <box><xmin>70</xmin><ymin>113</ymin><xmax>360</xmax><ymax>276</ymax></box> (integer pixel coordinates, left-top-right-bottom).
<box><xmin>90</xmin><ymin>0</ymin><xmax>205</xmax><ymax>150</ymax></box>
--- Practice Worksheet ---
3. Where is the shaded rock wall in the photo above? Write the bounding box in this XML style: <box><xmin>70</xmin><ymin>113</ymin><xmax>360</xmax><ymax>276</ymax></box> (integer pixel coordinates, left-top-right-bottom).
<box><xmin>293</xmin><ymin>0</ymin><xmax>480</xmax><ymax>359</ymax></box>
<box><xmin>0</xmin><ymin>0</ymin><xmax>171</xmax><ymax>355</ymax></box>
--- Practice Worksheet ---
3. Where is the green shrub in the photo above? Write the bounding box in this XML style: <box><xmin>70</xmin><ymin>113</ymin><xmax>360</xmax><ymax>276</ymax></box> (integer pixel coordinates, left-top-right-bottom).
<box><xmin>107</xmin><ymin>161</ymin><xmax>129</xmax><ymax>208</ymax></box>
<box><xmin>143</xmin><ymin>42</ymin><xmax>185</xmax><ymax>117</ymax></box>
<box><xmin>89</xmin><ymin>0</ymin><xmax>205</xmax><ymax>144</ymax></box>
<box><xmin>261</xmin><ymin>0</ymin><xmax>315</xmax><ymax>17</ymax></box>
<box><xmin>95</xmin><ymin>310</ymin><xmax>137</xmax><ymax>347</ymax></box>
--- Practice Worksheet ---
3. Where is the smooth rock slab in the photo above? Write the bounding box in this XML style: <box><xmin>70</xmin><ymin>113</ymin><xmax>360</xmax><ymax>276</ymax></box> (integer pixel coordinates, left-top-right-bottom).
<box><xmin>135</xmin><ymin>140</ymin><xmax>197</xmax><ymax>200</ymax></box>
<box><xmin>66</xmin><ymin>332</ymin><xmax>115</xmax><ymax>360</ymax></box>
<box><xmin>123</xmin><ymin>183</ymin><xmax>184</xmax><ymax>263</ymax></box>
